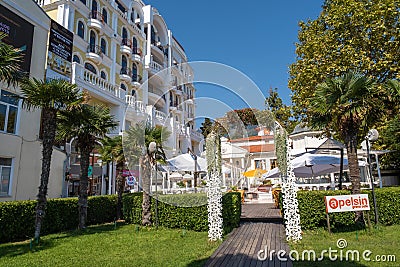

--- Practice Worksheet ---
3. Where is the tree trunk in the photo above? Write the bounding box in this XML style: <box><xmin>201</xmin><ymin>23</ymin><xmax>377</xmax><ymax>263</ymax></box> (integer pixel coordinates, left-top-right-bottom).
<box><xmin>116</xmin><ymin>163</ymin><xmax>125</xmax><ymax>220</ymax></box>
<box><xmin>344</xmin><ymin>132</ymin><xmax>363</xmax><ymax>224</ymax></box>
<box><xmin>78</xmin><ymin>141</ymin><xmax>92</xmax><ymax>230</ymax></box>
<box><xmin>140</xmin><ymin>153</ymin><xmax>152</xmax><ymax>226</ymax></box>
<box><xmin>34</xmin><ymin>109</ymin><xmax>56</xmax><ymax>240</ymax></box>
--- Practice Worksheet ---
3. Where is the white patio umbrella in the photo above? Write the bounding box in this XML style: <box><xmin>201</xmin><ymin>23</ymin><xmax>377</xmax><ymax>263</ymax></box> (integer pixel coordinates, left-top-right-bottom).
<box><xmin>263</xmin><ymin>153</ymin><xmax>360</xmax><ymax>178</ymax></box>
<box><xmin>167</xmin><ymin>153</ymin><xmax>207</xmax><ymax>172</ymax></box>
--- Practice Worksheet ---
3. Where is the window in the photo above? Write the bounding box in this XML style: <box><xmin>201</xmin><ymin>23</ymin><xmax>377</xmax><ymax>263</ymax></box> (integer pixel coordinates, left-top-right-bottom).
<box><xmin>77</xmin><ymin>21</ymin><xmax>85</xmax><ymax>39</ymax></box>
<box><xmin>89</xmin><ymin>30</ymin><xmax>96</xmax><ymax>52</ymax></box>
<box><xmin>120</xmin><ymin>83</ymin><xmax>127</xmax><ymax>90</ymax></box>
<box><xmin>100</xmin><ymin>71</ymin><xmax>106</xmax><ymax>80</ymax></box>
<box><xmin>122</xmin><ymin>27</ymin><xmax>128</xmax><ymax>40</ymax></box>
<box><xmin>84</xmin><ymin>63</ymin><xmax>97</xmax><ymax>74</ymax></box>
<box><xmin>131</xmin><ymin>89</ymin><xmax>136</xmax><ymax>96</ymax></box>
<box><xmin>0</xmin><ymin>157</ymin><xmax>12</xmax><ymax>196</ymax></box>
<box><xmin>121</xmin><ymin>55</ymin><xmax>128</xmax><ymax>74</ymax></box>
<box><xmin>100</xmin><ymin>38</ymin><xmax>107</xmax><ymax>55</ymax></box>
<box><xmin>102</xmin><ymin>8</ymin><xmax>108</xmax><ymax>24</ymax></box>
<box><xmin>91</xmin><ymin>0</ymin><xmax>98</xmax><ymax>12</ymax></box>
<box><xmin>0</xmin><ymin>90</ymin><xmax>19</xmax><ymax>134</ymax></box>
<box><xmin>73</xmin><ymin>55</ymin><xmax>80</xmax><ymax>64</ymax></box>
<box><xmin>132</xmin><ymin>63</ymin><xmax>138</xmax><ymax>82</ymax></box>
<box><xmin>80</xmin><ymin>0</ymin><xmax>86</xmax><ymax>5</ymax></box>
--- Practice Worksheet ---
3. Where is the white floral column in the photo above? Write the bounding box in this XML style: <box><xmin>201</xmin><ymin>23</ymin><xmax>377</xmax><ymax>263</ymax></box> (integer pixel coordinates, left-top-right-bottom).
<box><xmin>275</xmin><ymin>122</ymin><xmax>302</xmax><ymax>241</ymax></box>
<box><xmin>206</xmin><ymin>131</ymin><xmax>223</xmax><ymax>241</ymax></box>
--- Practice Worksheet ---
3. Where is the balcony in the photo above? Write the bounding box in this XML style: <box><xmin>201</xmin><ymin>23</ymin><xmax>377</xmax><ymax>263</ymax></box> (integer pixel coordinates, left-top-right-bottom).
<box><xmin>125</xmin><ymin>95</ymin><xmax>146</xmax><ymax>117</ymax></box>
<box><xmin>155</xmin><ymin>110</ymin><xmax>168</xmax><ymax>124</ymax></box>
<box><xmin>119</xmin><ymin>67</ymin><xmax>131</xmax><ymax>82</ymax></box>
<box><xmin>71</xmin><ymin>62</ymin><xmax>122</xmax><ymax>104</ymax></box>
<box><xmin>88</xmin><ymin>10</ymin><xmax>104</xmax><ymax>32</ymax></box>
<box><xmin>120</xmin><ymin>39</ymin><xmax>132</xmax><ymax>55</ymax></box>
<box><xmin>86</xmin><ymin>44</ymin><xmax>103</xmax><ymax>64</ymax></box>
<box><xmin>132</xmin><ymin>47</ymin><xmax>142</xmax><ymax>63</ymax></box>
<box><xmin>131</xmin><ymin>74</ymin><xmax>142</xmax><ymax>87</ymax></box>
<box><xmin>149</xmin><ymin>60</ymin><xmax>163</xmax><ymax>74</ymax></box>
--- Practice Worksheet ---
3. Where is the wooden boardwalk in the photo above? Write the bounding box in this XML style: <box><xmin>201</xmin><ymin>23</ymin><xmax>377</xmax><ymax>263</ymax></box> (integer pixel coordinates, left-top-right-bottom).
<box><xmin>204</xmin><ymin>204</ymin><xmax>292</xmax><ymax>267</ymax></box>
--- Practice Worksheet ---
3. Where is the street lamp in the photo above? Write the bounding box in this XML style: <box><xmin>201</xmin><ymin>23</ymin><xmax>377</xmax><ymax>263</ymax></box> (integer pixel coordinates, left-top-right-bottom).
<box><xmin>366</xmin><ymin>129</ymin><xmax>379</xmax><ymax>225</ymax></box>
<box><xmin>187</xmin><ymin>148</ymin><xmax>197</xmax><ymax>193</ymax></box>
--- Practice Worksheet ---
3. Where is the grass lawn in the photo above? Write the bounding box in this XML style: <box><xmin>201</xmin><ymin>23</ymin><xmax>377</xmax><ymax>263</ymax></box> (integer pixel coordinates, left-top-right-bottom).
<box><xmin>0</xmin><ymin>223</ymin><xmax>221</xmax><ymax>267</ymax></box>
<box><xmin>289</xmin><ymin>224</ymin><xmax>400</xmax><ymax>267</ymax></box>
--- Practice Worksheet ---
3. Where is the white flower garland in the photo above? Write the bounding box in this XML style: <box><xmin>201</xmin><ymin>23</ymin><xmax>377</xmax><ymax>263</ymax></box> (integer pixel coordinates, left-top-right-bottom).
<box><xmin>275</xmin><ymin>122</ymin><xmax>302</xmax><ymax>241</ymax></box>
<box><xmin>206</xmin><ymin>131</ymin><xmax>223</xmax><ymax>241</ymax></box>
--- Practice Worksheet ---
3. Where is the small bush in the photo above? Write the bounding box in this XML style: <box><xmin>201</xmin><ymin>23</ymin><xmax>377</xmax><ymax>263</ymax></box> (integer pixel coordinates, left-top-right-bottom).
<box><xmin>0</xmin><ymin>195</ymin><xmax>117</xmax><ymax>243</ymax></box>
<box><xmin>279</xmin><ymin>187</ymin><xmax>400</xmax><ymax>230</ymax></box>
<box><xmin>122</xmin><ymin>192</ymin><xmax>241</xmax><ymax>234</ymax></box>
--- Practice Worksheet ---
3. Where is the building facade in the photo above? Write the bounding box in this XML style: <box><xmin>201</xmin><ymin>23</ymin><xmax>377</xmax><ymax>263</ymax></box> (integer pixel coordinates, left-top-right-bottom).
<box><xmin>0</xmin><ymin>0</ymin><xmax>68</xmax><ymax>201</ymax></box>
<box><xmin>1</xmin><ymin>0</ymin><xmax>201</xmax><ymax>200</ymax></box>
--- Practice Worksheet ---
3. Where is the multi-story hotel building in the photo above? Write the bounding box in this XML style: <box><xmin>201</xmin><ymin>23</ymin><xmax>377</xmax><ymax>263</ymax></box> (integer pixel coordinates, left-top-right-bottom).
<box><xmin>1</xmin><ymin>0</ymin><xmax>202</xmax><ymax>200</ymax></box>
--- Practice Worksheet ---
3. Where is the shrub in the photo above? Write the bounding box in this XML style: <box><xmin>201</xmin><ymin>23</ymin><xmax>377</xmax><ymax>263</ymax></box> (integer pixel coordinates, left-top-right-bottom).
<box><xmin>0</xmin><ymin>195</ymin><xmax>117</xmax><ymax>243</ymax></box>
<box><xmin>279</xmin><ymin>187</ymin><xmax>400</xmax><ymax>230</ymax></box>
<box><xmin>122</xmin><ymin>192</ymin><xmax>241</xmax><ymax>234</ymax></box>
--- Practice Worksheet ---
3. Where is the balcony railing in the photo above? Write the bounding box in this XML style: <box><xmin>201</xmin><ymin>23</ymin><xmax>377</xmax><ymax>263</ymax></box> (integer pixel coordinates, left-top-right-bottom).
<box><xmin>121</xmin><ymin>38</ymin><xmax>132</xmax><ymax>47</ymax></box>
<box><xmin>125</xmin><ymin>95</ymin><xmax>146</xmax><ymax>114</ymax></box>
<box><xmin>72</xmin><ymin>63</ymin><xmax>121</xmax><ymax>99</ymax></box>
<box><xmin>155</xmin><ymin>110</ymin><xmax>167</xmax><ymax>122</ymax></box>
<box><xmin>149</xmin><ymin>60</ymin><xmax>163</xmax><ymax>73</ymax></box>
<box><xmin>87</xmin><ymin>44</ymin><xmax>103</xmax><ymax>57</ymax></box>
<box><xmin>89</xmin><ymin>10</ymin><xmax>104</xmax><ymax>23</ymax></box>
<box><xmin>132</xmin><ymin>47</ymin><xmax>142</xmax><ymax>56</ymax></box>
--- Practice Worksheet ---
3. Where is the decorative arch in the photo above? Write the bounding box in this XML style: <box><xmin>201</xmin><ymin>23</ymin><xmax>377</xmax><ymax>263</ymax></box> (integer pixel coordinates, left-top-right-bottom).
<box><xmin>84</xmin><ymin>62</ymin><xmax>98</xmax><ymax>74</ymax></box>
<box><xmin>152</xmin><ymin>15</ymin><xmax>168</xmax><ymax>45</ymax></box>
<box><xmin>100</xmin><ymin>37</ymin><xmax>108</xmax><ymax>56</ymax></box>
<box><xmin>100</xmin><ymin>69</ymin><xmax>108</xmax><ymax>80</ymax></box>
<box><xmin>102</xmin><ymin>7</ymin><xmax>109</xmax><ymax>24</ymax></box>
<box><xmin>76</xmin><ymin>19</ymin><xmax>86</xmax><ymax>39</ymax></box>
<box><xmin>72</xmin><ymin>54</ymin><xmax>82</xmax><ymax>64</ymax></box>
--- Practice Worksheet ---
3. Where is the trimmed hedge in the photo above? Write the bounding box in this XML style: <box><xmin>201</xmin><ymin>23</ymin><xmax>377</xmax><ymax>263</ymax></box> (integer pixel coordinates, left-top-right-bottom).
<box><xmin>279</xmin><ymin>187</ymin><xmax>400</xmax><ymax>230</ymax></box>
<box><xmin>0</xmin><ymin>195</ymin><xmax>117</xmax><ymax>243</ymax></box>
<box><xmin>122</xmin><ymin>192</ymin><xmax>241</xmax><ymax>234</ymax></box>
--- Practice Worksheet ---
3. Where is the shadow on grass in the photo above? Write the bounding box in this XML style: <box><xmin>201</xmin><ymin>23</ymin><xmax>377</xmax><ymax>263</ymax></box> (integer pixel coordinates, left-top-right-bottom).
<box><xmin>0</xmin><ymin>221</ymin><xmax>126</xmax><ymax>258</ymax></box>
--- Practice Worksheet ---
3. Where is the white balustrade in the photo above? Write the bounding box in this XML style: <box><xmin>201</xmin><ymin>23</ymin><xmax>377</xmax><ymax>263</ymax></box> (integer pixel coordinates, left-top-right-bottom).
<box><xmin>155</xmin><ymin>110</ymin><xmax>167</xmax><ymax>122</ymax></box>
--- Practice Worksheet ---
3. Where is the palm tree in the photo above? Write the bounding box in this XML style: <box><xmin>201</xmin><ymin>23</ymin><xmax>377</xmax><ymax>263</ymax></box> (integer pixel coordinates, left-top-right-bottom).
<box><xmin>0</xmin><ymin>33</ymin><xmax>25</xmax><ymax>86</ymax></box>
<box><xmin>123</xmin><ymin>122</ymin><xmax>170</xmax><ymax>226</ymax></box>
<box><xmin>98</xmin><ymin>135</ymin><xmax>126</xmax><ymax>219</ymax></box>
<box><xmin>58</xmin><ymin>104</ymin><xmax>118</xmax><ymax>229</ymax></box>
<box><xmin>19</xmin><ymin>78</ymin><xmax>82</xmax><ymax>240</ymax></box>
<box><xmin>309</xmin><ymin>72</ymin><xmax>384</xmax><ymax>222</ymax></box>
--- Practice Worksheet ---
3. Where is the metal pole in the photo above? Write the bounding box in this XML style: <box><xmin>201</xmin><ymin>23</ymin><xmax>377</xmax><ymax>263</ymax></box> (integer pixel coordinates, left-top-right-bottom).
<box><xmin>339</xmin><ymin>148</ymin><xmax>343</xmax><ymax>190</ymax></box>
<box><xmin>366</xmin><ymin>138</ymin><xmax>378</xmax><ymax>225</ymax></box>
<box><xmin>155</xmin><ymin>157</ymin><xmax>158</xmax><ymax>228</ymax></box>
<box><xmin>375</xmin><ymin>154</ymin><xmax>383</xmax><ymax>188</ymax></box>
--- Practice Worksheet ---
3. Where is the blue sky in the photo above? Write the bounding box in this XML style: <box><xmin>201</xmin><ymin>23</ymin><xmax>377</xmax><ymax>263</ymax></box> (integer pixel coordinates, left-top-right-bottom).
<box><xmin>148</xmin><ymin>0</ymin><xmax>324</xmax><ymax>119</ymax></box>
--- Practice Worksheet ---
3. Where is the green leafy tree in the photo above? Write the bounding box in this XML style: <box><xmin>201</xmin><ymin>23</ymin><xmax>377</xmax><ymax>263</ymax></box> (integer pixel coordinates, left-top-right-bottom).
<box><xmin>123</xmin><ymin>122</ymin><xmax>170</xmax><ymax>226</ymax></box>
<box><xmin>308</xmin><ymin>72</ymin><xmax>384</xmax><ymax>223</ymax></box>
<box><xmin>265</xmin><ymin>88</ymin><xmax>296</xmax><ymax>132</ymax></box>
<box><xmin>0</xmin><ymin>33</ymin><xmax>25</xmax><ymax>86</ymax></box>
<box><xmin>200</xmin><ymin>118</ymin><xmax>213</xmax><ymax>139</ymax></box>
<box><xmin>289</xmin><ymin>0</ymin><xmax>400</xmax><ymax>118</ymax></box>
<box><xmin>19</xmin><ymin>78</ymin><xmax>83</xmax><ymax>240</ymax></box>
<box><xmin>57</xmin><ymin>104</ymin><xmax>118</xmax><ymax>229</ymax></box>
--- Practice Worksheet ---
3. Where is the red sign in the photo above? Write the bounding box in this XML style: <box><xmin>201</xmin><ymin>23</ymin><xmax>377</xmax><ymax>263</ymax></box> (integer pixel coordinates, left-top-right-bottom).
<box><xmin>325</xmin><ymin>194</ymin><xmax>370</xmax><ymax>213</ymax></box>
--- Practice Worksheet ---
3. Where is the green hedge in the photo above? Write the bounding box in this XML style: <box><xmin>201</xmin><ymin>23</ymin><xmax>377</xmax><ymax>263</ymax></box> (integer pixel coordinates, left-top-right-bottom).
<box><xmin>0</xmin><ymin>195</ymin><xmax>117</xmax><ymax>243</ymax></box>
<box><xmin>279</xmin><ymin>187</ymin><xmax>400</xmax><ymax>230</ymax></box>
<box><xmin>122</xmin><ymin>192</ymin><xmax>241</xmax><ymax>234</ymax></box>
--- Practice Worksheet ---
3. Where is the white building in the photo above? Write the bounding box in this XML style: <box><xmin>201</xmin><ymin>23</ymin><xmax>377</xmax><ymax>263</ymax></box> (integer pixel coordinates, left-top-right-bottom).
<box><xmin>0</xmin><ymin>0</ymin><xmax>202</xmax><ymax>200</ymax></box>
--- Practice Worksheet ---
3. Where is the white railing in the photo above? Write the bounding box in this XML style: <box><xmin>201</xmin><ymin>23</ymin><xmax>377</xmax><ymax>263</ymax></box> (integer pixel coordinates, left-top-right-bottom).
<box><xmin>128</xmin><ymin>20</ymin><xmax>143</xmax><ymax>37</ymax></box>
<box><xmin>155</xmin><ymin>110</ymin><xmax>167</xmax><ymax>122</ymax></box>
<box><xmin>150</xmin><ymin>60</ymin><xmax>163</xmax><ymax>73</ymax></box>
<box><xmin>125</xmin><ymin>95</ymin><xmax>146</xmax><ymax>114</ymax></box>
<box><xmin>72</xmin><ymin>63</ymin><xmax>121</xmax><ymax>99</ymax></box>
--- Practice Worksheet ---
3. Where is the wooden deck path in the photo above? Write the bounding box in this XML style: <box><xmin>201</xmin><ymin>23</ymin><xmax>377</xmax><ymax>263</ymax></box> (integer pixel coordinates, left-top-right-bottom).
<box><xmin>204</xmin><ymin>204</ymin><xmax>292</xmax><ymax>267</ymax></box>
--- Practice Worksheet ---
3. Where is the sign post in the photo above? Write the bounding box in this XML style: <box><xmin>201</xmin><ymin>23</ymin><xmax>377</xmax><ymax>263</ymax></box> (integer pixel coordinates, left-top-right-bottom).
<box><xmin>325</xmin><ymin>194</ymin><xmax>371</xmax><ymax>233</ymax></box>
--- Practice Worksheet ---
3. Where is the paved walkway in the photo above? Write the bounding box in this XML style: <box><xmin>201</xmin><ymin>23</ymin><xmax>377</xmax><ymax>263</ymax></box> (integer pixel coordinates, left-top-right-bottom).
<box><xmin>204</xmin><ymin>204</ymin><xmax>292</xmax><ymax>267</ymax></box>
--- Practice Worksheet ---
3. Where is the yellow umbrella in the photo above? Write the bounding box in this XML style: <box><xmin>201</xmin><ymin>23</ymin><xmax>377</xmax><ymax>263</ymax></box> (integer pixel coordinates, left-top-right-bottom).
<box><xmin>243</xmin><ymin>168</ymin><xmax>267</xmax><ymax>178</ymax></box>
